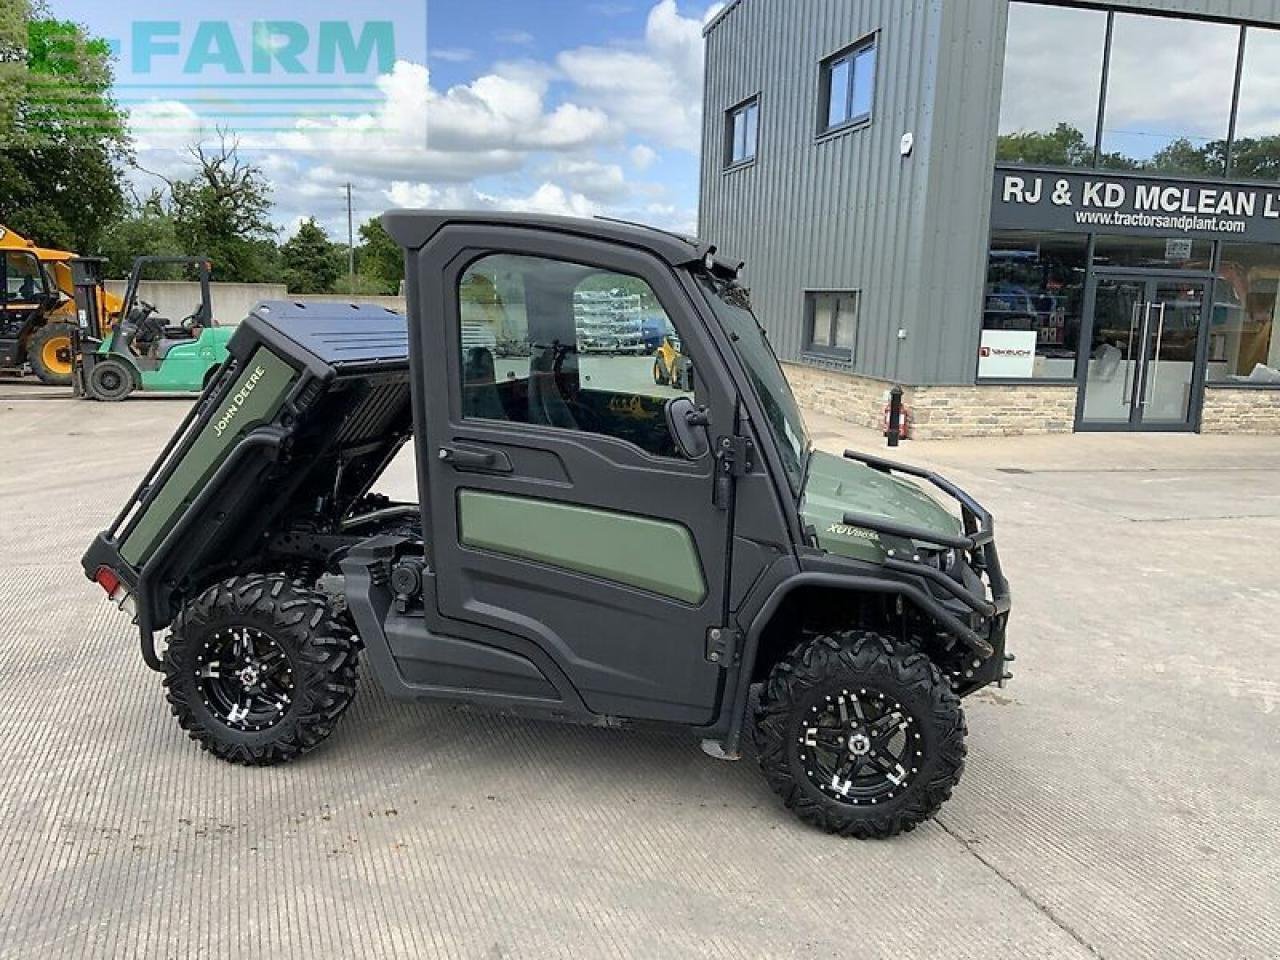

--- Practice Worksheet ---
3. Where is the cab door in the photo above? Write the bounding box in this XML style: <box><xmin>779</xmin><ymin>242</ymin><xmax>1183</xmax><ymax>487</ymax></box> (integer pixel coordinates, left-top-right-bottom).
<box><xmin>412</xmin><ymin>225</ymin><xmax>738</xmax><ymax>724</ymax></box>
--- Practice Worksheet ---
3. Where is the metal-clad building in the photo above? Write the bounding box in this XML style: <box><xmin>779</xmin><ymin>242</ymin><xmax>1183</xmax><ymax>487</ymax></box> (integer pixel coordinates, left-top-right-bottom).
<box><xmin>700</xmin><ymin>0</ymin><xmax>1280</xmax><ymax>436</ymax></box>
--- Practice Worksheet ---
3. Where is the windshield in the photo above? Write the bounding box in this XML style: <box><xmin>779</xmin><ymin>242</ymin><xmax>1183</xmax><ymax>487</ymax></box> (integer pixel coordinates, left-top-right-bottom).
<box><xmin>696</xmin><ymin>273</ymin><xmax>810</xmax><ymax>493</ymax></box>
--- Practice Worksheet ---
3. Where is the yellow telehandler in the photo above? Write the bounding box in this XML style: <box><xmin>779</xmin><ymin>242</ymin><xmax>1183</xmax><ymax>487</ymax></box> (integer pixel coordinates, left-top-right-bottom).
<box><xmin>0</xmin><ymin>224</ymin><xmax>123</xmax><ymax>385</ymax></box>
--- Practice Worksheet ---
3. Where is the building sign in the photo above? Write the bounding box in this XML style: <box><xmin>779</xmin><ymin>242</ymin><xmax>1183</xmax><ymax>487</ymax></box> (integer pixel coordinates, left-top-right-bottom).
<box><xmin>991</xmin><ymin>167</ymin><xmax>1280</xmax><ymax>243</ymax></box>
<box><xmin>978</xmin><ymin>330</ymin><xmax>1037</xmax><ymax>379</ymax></box>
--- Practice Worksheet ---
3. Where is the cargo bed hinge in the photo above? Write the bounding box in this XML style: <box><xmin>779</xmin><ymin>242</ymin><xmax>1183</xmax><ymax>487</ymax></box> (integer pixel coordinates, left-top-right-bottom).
<box><xmin>713</xmin><ymin>435</ymin><xmax>754</xmax><ymax>509</ymax></box>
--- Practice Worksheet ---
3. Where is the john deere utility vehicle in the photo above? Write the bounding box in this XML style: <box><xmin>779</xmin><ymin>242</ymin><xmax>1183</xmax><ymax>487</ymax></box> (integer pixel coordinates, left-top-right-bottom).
<box><xmin>0</xmin><ymin>224</ymin><xmax>123</xmax><ymax>384</ymax></box>
<box><xmin>74</xmin><ymin>255</ymin><xmax>232</xmax><ymax>401</ymax></box>
<box><xmin>83</xmin><ymin>212</ymin><xmax>1012</xmax><ymax>838</ymax></box>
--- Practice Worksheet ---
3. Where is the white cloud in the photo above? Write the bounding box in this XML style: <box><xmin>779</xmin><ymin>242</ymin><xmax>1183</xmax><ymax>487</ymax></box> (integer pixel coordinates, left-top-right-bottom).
<box><xmin>558</xmin><ymin>0</ymin><xmax>718</xmax><ymax>151</ymax></box>
<box><xmin>629</xmin><ymin>143</ymin><xmax>658</xmax><ymax>170</ymax></box>
<box><xmin>269</xmin><ymin>61</ymin><xmax>610</xmax><ymax>183</ymax></box>
<box><xmin>496</xmin><ymin>30</ymin><xmax>535</xmax><ymax>47</ymax></box>
<box><xmin>546</xmin><ymin>159</ymin><xmax>630</xmax><ymax>202</ymax></box>
<box><xmin>429</xmin><ymin>47</ymin><xmax>474</xmax><ymax>63</ymax></box>
<box><xmin>386</xmin><ymin>180</ymin><xmax>599</xmax><ymax>219</ymax></box>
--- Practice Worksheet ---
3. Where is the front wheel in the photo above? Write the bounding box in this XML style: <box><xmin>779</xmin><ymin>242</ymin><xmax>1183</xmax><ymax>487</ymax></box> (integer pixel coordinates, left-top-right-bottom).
<box><xmin>752</xmin><ymin>631</ymin><xmax>966</xmax><ymax>838</ymax></box>
<box><xmin>28</xmin><ymin>322</ymin><xmax>76</xmax><ymax>385</ymax></box>
<box><xmin>88</xmin><ymin>357</ymin><xmax>136</xmax><ymax>401</ymax></box>
<box><xmin>163</xmin><ymin>574</ymin><xmax>359</xmax><ymax>766</ymax></box>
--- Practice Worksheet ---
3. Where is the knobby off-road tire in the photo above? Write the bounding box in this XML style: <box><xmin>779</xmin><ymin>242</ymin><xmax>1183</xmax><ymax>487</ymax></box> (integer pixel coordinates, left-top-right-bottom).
<box><xmin>753</xmin><ymin>631</ymin><xmax>966</xmax><ymax>838</ymax></box>
<box><xmin>163</xmin><ymin>574</ymin><xmax>359</xmax><ymax>766</ymax></box>
<box><xmin>28</xmin><ymin>322</ymin><xmax>76</xmax><ymax>385</ymax></box>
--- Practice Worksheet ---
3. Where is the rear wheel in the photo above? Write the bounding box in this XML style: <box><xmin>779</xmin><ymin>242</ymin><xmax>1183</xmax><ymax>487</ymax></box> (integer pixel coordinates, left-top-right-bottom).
<box><xmin>653</xmin><ymin>356</ymin><xmax>668</xmax><ymax>385</ymax></box>
<box><xmin>163</xmin><ymin>574</ymin><xmax>359</xmax><ymax>766</ymax></box>
<box><xmin>28</xmin><ymin>322</ymin><xmax>76</xmax><ymax>385</ymax></box>
<box><xmin>88</xmin><ymin>357</ymin><xmax>136</xmax><ymax>401</ymax></box>
<box><xmin>753</xmin><ymin>631</ymin><xmax>966</xmax><ymax>838</ymax></box>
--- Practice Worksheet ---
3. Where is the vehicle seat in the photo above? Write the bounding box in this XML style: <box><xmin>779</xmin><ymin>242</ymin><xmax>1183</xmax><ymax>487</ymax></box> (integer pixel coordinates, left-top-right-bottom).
<box><xmin>529</xmin><ymin>344</ymin><xmax>577</xmax><ymax>429</ymax></box>
<box><xmin>463</xmin><ymin>347</ymin><xmax>506</xmax><ymax>420</ymax></box>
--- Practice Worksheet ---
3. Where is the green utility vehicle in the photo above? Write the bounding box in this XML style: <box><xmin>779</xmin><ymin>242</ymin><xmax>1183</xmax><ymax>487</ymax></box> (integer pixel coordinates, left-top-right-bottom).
<box><xmin>74</xmin><ymin>255</ymin><xmax>233</xmax><ymax>401</ymax></box>
<box><xmin>82</xmin><ymin>212</ymin><xmax>1011</xmax><ymax>838</ymax></box>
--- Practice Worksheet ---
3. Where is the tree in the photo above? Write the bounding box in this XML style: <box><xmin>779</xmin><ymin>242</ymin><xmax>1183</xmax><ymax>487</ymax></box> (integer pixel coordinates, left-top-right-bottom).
<box><xmin>281</xmin><ymin>217</ymin><xmax>340</xmax><ymax>293</ymax></box>
<box><xmin>996</xmin><ymin>122</ymin><xmax>1138</xmax><ymax>172</ymax></box>
<box><xmin>1147</xmin><ymin>135</ymin><xmax>1280</xmax><ymax>181</ymax></box>
<box><xmin>1226</xmin><ymin>136</ymin><xmax>1280</xmax><ymax>181</ymax></box>
<box><xmin>98</xmin><ymin>193</ymin><xmax>183</xmax><ymax>277</ymax></box>
<box><xmin>354</xmin><ymin>216</ymin><xmax>403</xmax><ymax>294</ymax></box>
<box><xmin>996</xmin><ymin>123</ymin><xmax>1096</xmax><ymax>168</ymax></box>
<box><xmin>1150</xmin><ymin>137</ymin><xmax>1225</xmax><ymax>177</ymax></box>
<box><xmin>147</xmin><ymin>131</ymin><xmax>278</xmax><ymax>282</ymax></box>
<box><xmin>0</xmin><ymin>0</ymin><xmax>129</xmax><ymax>251</ymax></box>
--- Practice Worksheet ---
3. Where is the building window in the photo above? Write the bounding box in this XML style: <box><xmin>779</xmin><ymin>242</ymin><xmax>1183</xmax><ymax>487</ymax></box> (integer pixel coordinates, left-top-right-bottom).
<box><xmin>1098</xmin><ymin>13</ymin><xmax>1237</xmax><ymax>176</ymax></box>
<box><xmin>996</xmin><ymin>3</ymin><xmax>1107</xmax><ymax>168</ymax></box>
<box><xmin>997</xmin><ymin>2</ymin><xmax>1251</xmax><ymax>177</ymax></box>
<box><xmin>457</xmin><ymin>253</ymin><xmax>695</xmax><ymax>458</ymax></box>
<box><xmin>1229</xmin><ymin>27</ymin><xmax>1280</xmax><ymax>181</ymax></box>
<box><xmin>804</xmin><ymin>291</ymin><xmax>858</xmax><ymax>361</ymax></box>
<box><xmin>820</xmin><ymin>39</ymin><xmax>876</xmax><ymax>134</ymax></box>
<box><xmin>980</xmin><ymin>231</ymin><xmax>1086</xmax><ymax>380</ymax></box>
<box><xmin>725</xmin><ymin>97</ymin><xmax>759</xmax><ymax>167</ymax></box>
<box><xmin>1211</xmin><ymin>243</ymin><xmax>1280</xmax><ymax>383</ymax></box>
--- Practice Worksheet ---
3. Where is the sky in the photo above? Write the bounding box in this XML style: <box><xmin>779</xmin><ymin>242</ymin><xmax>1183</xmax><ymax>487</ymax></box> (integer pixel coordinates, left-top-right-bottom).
<box><xmin>55</xmin><ymin>0</ymin><xmax>725</xmax><ymax>241</ymax></box>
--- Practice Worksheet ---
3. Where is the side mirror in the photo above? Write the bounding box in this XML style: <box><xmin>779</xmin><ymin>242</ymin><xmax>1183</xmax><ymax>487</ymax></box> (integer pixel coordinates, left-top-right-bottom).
<box><xmin>665</xmin><ymin>396</ymin><xmax>711</xmax><ymax>460</ymax></box>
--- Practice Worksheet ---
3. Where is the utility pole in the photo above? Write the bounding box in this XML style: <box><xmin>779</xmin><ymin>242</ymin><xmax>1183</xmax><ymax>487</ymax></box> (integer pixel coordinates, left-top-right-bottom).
<box><xmin>345</xmin><ymin>182</ymin><xmax>355</xmax><ymax>294</ymax></box>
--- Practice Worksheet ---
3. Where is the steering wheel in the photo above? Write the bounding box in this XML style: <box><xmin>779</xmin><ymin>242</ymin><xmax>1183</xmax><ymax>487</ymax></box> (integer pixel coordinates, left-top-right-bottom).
<box><xmin>129</xmin><ymin>299</ymin><xmax>158</xmax><ymax>323</ymax></box>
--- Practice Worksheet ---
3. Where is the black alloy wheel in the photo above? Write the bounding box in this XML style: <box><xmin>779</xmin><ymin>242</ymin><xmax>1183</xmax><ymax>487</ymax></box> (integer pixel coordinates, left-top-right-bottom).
<box><xmin>193</xmin><ymin>625</ymin><xmax>296</xmax><ymax>733</ymax></box>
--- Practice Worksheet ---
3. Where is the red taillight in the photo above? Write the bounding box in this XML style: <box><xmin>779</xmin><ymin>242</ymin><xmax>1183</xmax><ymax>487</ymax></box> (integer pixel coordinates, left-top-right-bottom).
<box><xmin>95</xmin><ymin>566</ymin><xmax>121</xmax><ymax>595</ymax></box>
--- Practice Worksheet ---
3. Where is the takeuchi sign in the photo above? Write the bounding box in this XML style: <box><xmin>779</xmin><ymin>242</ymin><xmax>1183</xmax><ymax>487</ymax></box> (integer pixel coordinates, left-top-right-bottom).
<box><xmin>990</xmin><ymin>167</ymin><xmax>1280</xmax><ymax>243</ymax></box>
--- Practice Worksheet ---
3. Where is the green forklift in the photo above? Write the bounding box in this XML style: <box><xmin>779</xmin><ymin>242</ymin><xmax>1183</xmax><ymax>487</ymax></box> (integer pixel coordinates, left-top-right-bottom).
<box><xmin>73</xmin><ymin>255</ymin><xmax>233</xmax><ymax>401</ymax></box>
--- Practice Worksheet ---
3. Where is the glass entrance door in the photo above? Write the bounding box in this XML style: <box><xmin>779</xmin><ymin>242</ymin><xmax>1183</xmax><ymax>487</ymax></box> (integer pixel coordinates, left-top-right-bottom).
<box><xmin>1080</xmin><ymin>275</ymin><xmax>1206</xmax><ymax>430</ymax></box>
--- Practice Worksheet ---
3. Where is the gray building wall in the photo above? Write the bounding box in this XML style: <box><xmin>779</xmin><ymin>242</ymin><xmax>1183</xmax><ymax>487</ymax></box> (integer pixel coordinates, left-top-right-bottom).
<box><xmin>700</xmin><ymin>0</ymin><xmax>1280</xmax><ymax>386</ymax></box>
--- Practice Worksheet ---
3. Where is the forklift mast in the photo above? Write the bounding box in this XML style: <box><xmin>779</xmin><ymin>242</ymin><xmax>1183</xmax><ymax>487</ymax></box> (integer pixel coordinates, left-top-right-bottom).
<box><xmin>69</xmin><ymin>257</ymin><xmax>109</xmax><ymax>397</ymax></box>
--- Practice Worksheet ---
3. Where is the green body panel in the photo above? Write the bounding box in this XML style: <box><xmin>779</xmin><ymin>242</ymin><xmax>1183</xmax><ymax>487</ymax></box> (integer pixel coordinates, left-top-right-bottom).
<box><xmin>458</xmin><ymin>490</ymin><xmax>708</xmax><ymax>604</ymax></box>
<box><xmin>800</xmin><ymin>450</ymin><xmax>963</xmax><ymax>562</ymax></box>
<box><xmin>100</xmin><ymin>327</ymin><xmax>233</xmax><ymax>392</ymax></box>
<box><xmin>120</xmin><ymin>348</ymin><xmax>296</xmax><ymax>567</ymax></box>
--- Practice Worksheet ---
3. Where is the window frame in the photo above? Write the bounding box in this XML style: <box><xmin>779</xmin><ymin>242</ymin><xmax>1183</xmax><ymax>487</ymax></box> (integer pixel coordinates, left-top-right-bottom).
<box><xmin>817</xmin><ymin>35</ymin><xmax>877</xmax><ymax>139</ymax></box>
<box><xmin>802</xmin><ymin>289</ymin><xmax>859</xmax><ymax>362</ymax></box>
<box><xmin>724</xmin><ymin>94</ymin><xmax>760</xmax><ymax>170</ymax></box>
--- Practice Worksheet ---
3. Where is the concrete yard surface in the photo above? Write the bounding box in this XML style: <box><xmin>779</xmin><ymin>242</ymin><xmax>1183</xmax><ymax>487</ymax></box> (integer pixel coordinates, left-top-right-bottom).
<box><xmin>1</xmin><ymin>386</ymin><xmax>1277</xmax><ymax>959</ymax></box>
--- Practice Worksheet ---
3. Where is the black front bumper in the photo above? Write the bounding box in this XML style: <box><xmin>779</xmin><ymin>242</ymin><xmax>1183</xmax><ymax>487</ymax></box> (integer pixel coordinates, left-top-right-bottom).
<box><xmin>840</xmin><ymin>449</ymin><xmax>1011</xmax><ymax>669</ymax></box>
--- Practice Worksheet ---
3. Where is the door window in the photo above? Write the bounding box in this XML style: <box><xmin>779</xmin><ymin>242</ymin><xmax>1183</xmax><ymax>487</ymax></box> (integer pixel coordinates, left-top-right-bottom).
<box><xmin>457</xmin><ymin>253</ymin><xmax>695</xmax><ymax>458</ymax></box>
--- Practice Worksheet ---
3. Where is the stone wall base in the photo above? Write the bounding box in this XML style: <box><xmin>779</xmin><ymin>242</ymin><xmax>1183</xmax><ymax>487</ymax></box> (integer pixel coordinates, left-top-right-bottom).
<box><xmin>1200</xmin><ymin>387</ymin><xmax>1280</xmax><ymax>434</ymax></box>
<box><xmin>783</xmin><ymin>363</ymin><xmax>1079</xmax><ymax>439</ymax></box>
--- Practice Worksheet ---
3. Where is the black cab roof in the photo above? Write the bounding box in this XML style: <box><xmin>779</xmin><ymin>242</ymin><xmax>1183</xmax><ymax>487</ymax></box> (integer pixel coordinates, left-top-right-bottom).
<box><xmin>380</xmin><ymin>209</ymin><xmax>720</xmax><ymax>269</ymax></box>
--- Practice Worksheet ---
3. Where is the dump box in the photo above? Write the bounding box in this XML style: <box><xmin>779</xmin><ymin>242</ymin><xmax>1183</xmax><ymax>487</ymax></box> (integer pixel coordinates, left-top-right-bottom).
<box><xmin>82</xmin><ymin>300</ymin><xmax>413</xmax><ymax>662</ymax></box>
